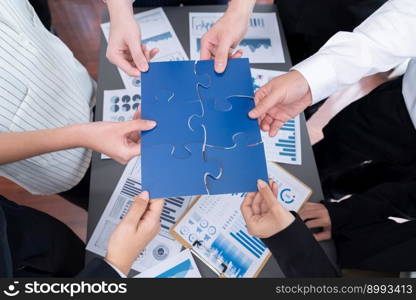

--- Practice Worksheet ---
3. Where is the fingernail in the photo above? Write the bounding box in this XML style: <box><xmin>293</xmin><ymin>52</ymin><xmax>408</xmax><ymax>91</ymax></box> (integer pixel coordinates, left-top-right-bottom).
<box><xmin>257</xmin><ymin>179</ymin><xmax>267</xmax><ymax>189</ymax></box>
<box><xmin>248</xmin><ymin>110</ymin><xmax>256</xmax><ymax>118</ymax></box>
<box><xmin>147</xmin><ymin>120</ymin><xmax>156</xmax><ymax>127</ymax></box>
<box><xmin>138</xmin><ymin>191</ymin><xmax>149</xmax><ymax>200</ymax></box>
<box><xmin>139</xmin><ymin>63</ymin><xmax>148</xmax><ymax>72</ymax></box>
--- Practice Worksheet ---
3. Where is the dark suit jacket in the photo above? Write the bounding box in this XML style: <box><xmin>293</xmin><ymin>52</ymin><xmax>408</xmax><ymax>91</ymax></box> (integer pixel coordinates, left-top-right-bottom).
<box><xmin>262</xmin><ymin>213</ymin><xmax>340</xmax><ymax>277</ymax></box>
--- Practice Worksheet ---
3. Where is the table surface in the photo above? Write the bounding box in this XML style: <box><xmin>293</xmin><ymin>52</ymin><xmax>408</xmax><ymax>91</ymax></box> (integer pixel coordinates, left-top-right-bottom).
<box><xmin>87</xmin><ymin>4</ymin><xmax>337</xmax><ymax>278</ymax></box>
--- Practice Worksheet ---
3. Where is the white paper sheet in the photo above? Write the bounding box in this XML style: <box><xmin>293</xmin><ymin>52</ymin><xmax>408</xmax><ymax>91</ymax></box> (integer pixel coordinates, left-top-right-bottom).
<box><xmin>266</xmin><ymin>161</ymin><xmax>312</xmax><ymax>212</ymax></box>
<box><xmin>172</xmin><ymin>193</ymin><xmax>270</xmax><ymax>278</ymax></box>
<box><xmin>134</xmin><ymin>249</ymin><xmax>201</xmax><ymax>278</ymax></box>
<box><xmin>251</xmin><ymin>68</ymin><xmax>302</xmax><ymax>165</ymax></box>
<box><xmin>189</xmin><ymin>13</ymin><xmax>284</xmax><ymax>63</ymax></box>
<box><xmin>101</xmin><ymin>7</ymin><xmax>188</xmax><ymax>90</ymax></box>
<box><xmin>86</xmin><ymin>156</ymin><xmax>193</xmax><ymax>272</ymax></box>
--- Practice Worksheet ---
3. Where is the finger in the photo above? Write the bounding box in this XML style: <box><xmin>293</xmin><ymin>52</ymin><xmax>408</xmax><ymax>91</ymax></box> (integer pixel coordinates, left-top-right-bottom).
<box><xmin>269</xmin><ymin>119</ymin><xmax>284</xmax><ymax>137</ymax></box>
<box><xmin>257</xmin><ymin>179</ymin><xmax>279</xmax><ymax>210</ymax></box>
<box><xmin>249</xmin><ymin>88</ymin><xmax>283</xmax><ymax>119</ymax></box>
<box><xmin>271</xmin><ymin>181</ymin><xmax>278</xmax><ymax>198</ymax></box>
<box><xmin>313</xmin><ymin>228</ymin><xmax>331</xmax><ymax>241</ymax></box>
<box><xmin>125</xmin><ymin>119</ymin><xmax>156</xmax><ymax>132</ymax></box>
<box><xmin>149</xmin><ymin>48</ymin><xmax>159</xmax><ymax>60</ymax></box>
<box><xmin>240</xmin><ymin>192</ymin><xmax>256</xmax><ymax>222</ymax></box>
<box><xmin>128</xmin><ymin>39</ymin><xmax>149</xmax><ymax>72</ymax></box>
<box><xmin>143</xmin><ymin>198</ymin><xmax>165</xmax><ymax>219</ymax></box>
<box><xmin>200</xmin><ymin>37</ymin><xmax>213</xmax><ymax>60</ymax></box>
<box><xmin>304</xmin><ymin>218</ymin><xmax>325</xmax><ymax>229</ymax></box>
<box><xmin>230</xmin><ymin>49</ymin><xmax>243</xmax><ymax>59</ymax></box>
<box><xmin>214</xmin><ymin>39</ymin><xmax>232</xmax><ymax>73</ymax></box>
<box><xmin>107</xmin><ymin>52</ymin><xmax>140</xmax><ymax>77</ymax></box>
<box><xmin>261</xmin><ymin>114</ymin><xmax>274</xmax><ymax>131</ymax></box>
<box><xmin>123</xmin><ymin>191</ymin><xmax>150</xmax><ymax>227</ymax></box>
<box><xmin>252</xmin><ymin>191</ymin><xmax>263</xmax><ymax>215</ymax></box>
<box><xmin>298</xmin><ymin>209</ymin><xmax>321</xmax><ymax>221</ymax></box>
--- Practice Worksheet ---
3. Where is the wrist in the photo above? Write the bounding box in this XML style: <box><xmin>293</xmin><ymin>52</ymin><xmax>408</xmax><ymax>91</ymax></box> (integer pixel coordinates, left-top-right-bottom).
<box><xmin>227</xmin><ymin>0</ymin><xmax>256</xmax><ymax>17</ymax></box>
<box><xmin>104</xmin><ymin>257</ymin><xmax>131</xmax><ymax>276</ymax></box>
<box><xmin>107</xmin><ymin>0</ymin><xmax>134</xmax><ymax>23</ymax></box>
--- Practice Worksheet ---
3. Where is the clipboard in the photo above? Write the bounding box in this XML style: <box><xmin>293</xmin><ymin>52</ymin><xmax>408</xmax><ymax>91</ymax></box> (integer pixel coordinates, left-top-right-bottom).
<box><xmin>170</xmin><ymin>162</ymin><xmax>312</xmax><ymax>278</ymax></box>
<box><xmin>170</xmin><ymin>195</ymin><xmax>271</xmax><ymax>278</ymax></box>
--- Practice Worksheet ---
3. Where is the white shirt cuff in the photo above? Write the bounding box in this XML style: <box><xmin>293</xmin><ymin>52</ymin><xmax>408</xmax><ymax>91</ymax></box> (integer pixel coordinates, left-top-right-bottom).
<box><xmin>105</xmin><ymin>260</ymin><xmax>127</xmax><ymax>278</ymax></box>
<box><xmin>292</xmin><ymin>54</ymin><xmax>339</xmax><ymax>105</ymax></box>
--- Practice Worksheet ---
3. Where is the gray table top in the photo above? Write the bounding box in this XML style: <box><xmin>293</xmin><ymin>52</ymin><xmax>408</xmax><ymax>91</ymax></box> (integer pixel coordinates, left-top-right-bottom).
<box><xmin>87</xmin><ymin>4</ymin><xmax>337</xmax><ymax>278</ymax></box>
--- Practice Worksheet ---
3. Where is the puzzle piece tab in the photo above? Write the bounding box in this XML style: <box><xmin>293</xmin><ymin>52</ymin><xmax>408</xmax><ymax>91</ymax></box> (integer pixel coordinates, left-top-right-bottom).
<box><xmin>141</xmin><ymin>143</ymin><xmax>222</xmax><ymax>198</ymax></box>
<box><xmin>141</xmin><ymin>90</ymin><xmax>205</xmax><ymax>158</ymax></box>
<box><xmin>189</xmin><ymin>95</ymin><xmax>261</xmax><ymax>148</ymax></box>
<box><xmin>195</xmin><ymin>58</ymin><xmax>254</xmax><ymax>111</ymax></box>
<box><xmin>205</xmin><ymin>133</ymin><xmax>268</xmax><ymax>195</ymax></box>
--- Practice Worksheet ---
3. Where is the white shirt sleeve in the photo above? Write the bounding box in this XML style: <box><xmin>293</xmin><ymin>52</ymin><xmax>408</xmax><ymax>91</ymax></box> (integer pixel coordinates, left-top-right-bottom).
<box><xmin>293</xmin><ymin>0</ymin><xmax>416</xmax><ymax>104</ymax></box>
<box><xmin>105</xmin><ymin>260</ymin><xmax>128</xmax><ymax>278</ymax></box>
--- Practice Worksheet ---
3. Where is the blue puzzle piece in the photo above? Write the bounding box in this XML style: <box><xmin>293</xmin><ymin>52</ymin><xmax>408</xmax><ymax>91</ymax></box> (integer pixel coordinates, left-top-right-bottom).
<box><xmin>142</xmin><ymin>60</ymin><xmax>210</xmax><ymax>103</ymax></box>
<box><xmin>141</xmin><ymin>90</ymin><xmax>204</xmax><ymax>158</ymax></box>
<box><xmin>205</xmin><ymin>133</ymin><xmax>268</xmax><ymax>195</ymax></box>
<box><xmin>141</xmin><ymin>143</ymin><xmax>222</xmax><ymax>198</ymax></box>
<box><xmin>189</xmin><ymin>95</ymin><xmax>261</xmax><ymax>148</ymax></box>
<box><xmin>141</xmin><ymin>61</ymin><xmax>210</xmax><ymax>157</ymax></box>
<box><xmin>195</xmin><ymin>58</ymin><xmax>254</xmax><ymax>112</ymax></box>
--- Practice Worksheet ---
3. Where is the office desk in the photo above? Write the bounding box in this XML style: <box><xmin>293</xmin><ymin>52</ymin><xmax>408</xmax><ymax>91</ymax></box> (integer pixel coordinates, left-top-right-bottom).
<box><xmin>87</xmin><ymin>4</ymin><xmax>337</xmax><ymax>277</ymax></box>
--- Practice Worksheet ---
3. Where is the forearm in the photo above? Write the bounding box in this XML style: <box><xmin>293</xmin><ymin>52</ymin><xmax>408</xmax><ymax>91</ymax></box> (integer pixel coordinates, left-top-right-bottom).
<box><xmin>293</xmin><ymin>0</ymin><xmax>416</xmax><ymax>103</ymax></box>
<box><xmin>106</xmin><ymin>0</ymin><xmax>134</xmax><ymax>23</ymax></box>
<box><xmin>227</xmin><ymin>0</ymin><xmax>256</xmax><ymax>17</ymax></box>
<box><xmin>262</xmin><ymin>213</ymin><xmax>340</xmax><ymax>277</ymax></box>
<box><xmin>0</xmin><ymin>124</ymin><xmax>90</xmax><ymax>165</ymax></box>
<box><xmin>325</xmin><ymin>181</ymin><xmax>416</xmax><ymax>233</ymax></box>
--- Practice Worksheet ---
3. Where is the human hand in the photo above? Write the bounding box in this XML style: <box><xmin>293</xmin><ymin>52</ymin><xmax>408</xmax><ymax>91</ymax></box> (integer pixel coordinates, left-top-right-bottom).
<box><xmin>248</xmin><ymin>70</ymin><xmax>312</xmax><ymax>137</ymax></box>
<box><xmin>298</xmin><ymin>202</ymin><xmax>332</xmax><ymax>241</ymax></box>
<box><xmin>240</xmin><ymin>179</ymin><xmax>295</xmax><ymax>238</ymax></box>
<box><xmin>105</xmin><ymin>191</ymin><xmax>164</xmax><ymax>276</ymax></box>
<box><xmin>81</xmin><ymin>116</ymin><xmax>156</xmax><ymax>164</ymax></box>
<box><xmin>200</xmin><ymin>0</ymin><xmax>255</xmax><ymax>73</ymax></box>
<box><xmin>106</xmin><ymin>0</ymin><xmax>158</xmax><ymax>77</ymax></box>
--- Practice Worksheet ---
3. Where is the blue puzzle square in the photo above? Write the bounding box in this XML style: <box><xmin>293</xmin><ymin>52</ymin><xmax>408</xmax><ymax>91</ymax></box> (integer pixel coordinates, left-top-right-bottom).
<box><xmin>141</xmin><ymin>59</ymin><xmax>267</xmax><ymax>198</ymax></box>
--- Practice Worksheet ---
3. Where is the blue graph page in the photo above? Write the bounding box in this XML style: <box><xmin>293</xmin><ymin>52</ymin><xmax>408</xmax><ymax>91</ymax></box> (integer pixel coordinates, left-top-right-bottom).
<box><xmin>172</xmin><ymin>194</ymin><xmax>271</xmax><ymax>278</ymax></box>
<box><xmin>189</xmin><ymin>12</ymin><xmax>284</xmax><ymax>63</ymax></box>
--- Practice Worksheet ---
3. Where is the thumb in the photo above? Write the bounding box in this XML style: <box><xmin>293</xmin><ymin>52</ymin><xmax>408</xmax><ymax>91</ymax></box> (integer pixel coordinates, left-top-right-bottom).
<box><xmin>249</xmin><ymin>86</ymin><xmax>282</xmax><ymax>119</ymax></box>
<box><xmin>214</xmin><ymin>39</ymin><xmax>232</xmax><ymax>73</ymax></box>
<box><xmin>123</xmin><ymin>191</ymin><xmax>150</xmax><ymax>228</ymax></box>
<box><xmin>128</xmin><ymin>39</ymin><xmax>149</xmax><ymax>73</ymax></box>
<box><xmin>143</xmin><ymin>198</ymin><xmax>164</xmax><ymax>220</ymax></box>
<box><xmin>125</xmin><ymin>119</ymin><xmax>156</xmax><ymax>132</ymax></box>
<box><xmin>257</xmin><ymin>179</ymin><xmax>280</xmax><ymax>212</ymax></box>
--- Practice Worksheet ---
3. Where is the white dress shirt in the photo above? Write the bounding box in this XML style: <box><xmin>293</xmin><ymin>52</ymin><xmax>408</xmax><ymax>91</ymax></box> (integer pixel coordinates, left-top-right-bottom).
<box><xmin>0</xmin><ymin>0</ymin><xmax>94</xmax><ymax>194</ymax></box>
<box><xmin>293</xmin><ymin>0</ymin><xmax>416</xmax><ymax>129</ymax></box>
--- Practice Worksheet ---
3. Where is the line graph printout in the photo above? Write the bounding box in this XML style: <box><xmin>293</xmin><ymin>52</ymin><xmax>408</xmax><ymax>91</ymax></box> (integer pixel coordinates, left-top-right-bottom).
<box><xmin>251</xmin><ymin>68</ymin><xmax>302</xmax><ymax>165</ymax></box>
<box><xmin>189</xmin><ymin>13</ymin><xmax>284</xmax><ymax>63</ymax></box>
<box><xmin>101</xmin><ymin>8</ymin><xmax>188</xmax><ymax>90</ymax></box>
<box><xmin>87</xmin><ymin>156</ymin><xmax>193</xmax><ymax>272</ymax></box>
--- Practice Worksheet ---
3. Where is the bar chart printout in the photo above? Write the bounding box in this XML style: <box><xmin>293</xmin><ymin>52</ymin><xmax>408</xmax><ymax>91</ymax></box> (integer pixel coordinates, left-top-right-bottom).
<box><xmin>251</xmin><ymin>68</ymin><xmax>302</xmax><ymax>165</ymax></box>
<box><xmin>172</xmin><ymin>193</ymin><xmax>270</xmax><ymax>278</ymax></box>
<box><xmin>87</xmin><ymin>156</ymin><xmax>192</xmax><ymax>272</ymax></box>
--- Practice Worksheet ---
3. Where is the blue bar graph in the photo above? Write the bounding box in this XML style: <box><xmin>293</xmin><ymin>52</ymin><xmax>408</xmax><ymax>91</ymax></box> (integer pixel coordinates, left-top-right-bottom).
<box><xmin>274</xmin><ymin>118</ymin><xmax>299</xmax><ymax>162</ymax></box>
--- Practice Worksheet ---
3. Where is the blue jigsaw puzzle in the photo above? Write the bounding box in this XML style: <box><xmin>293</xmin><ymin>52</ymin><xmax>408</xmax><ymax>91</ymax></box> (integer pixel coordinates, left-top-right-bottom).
<box><xmin>141</xmin><ymin>143</ymin><xmax>222</xmax><ymax>198</ymax></box>
<box><xmin>141</xmin><ymin>58</ymin><xmax>267</xmax><ymax>198</ymax></box>
<box><xmin>205</xmin><ymin>133</ymin><xmax>268</xmax><ymax>195</ymax></box>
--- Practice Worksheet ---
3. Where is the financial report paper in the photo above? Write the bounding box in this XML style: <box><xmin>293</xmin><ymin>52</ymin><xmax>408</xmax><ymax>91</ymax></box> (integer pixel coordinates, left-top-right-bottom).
<box><xmin>86</xmin><ymin>156</ymin><xmax>193</xmax><ymax>272</ymax></box>
<box><xmin>251</xmin><ymin>68</ymin><xmax>302</xmax><ymax>165</ymax></box>
<box><xmin>101</xmin><ymin>7</ymin><xmax>188</xmax><ymax>90</ymax></box>
<box><xmin>189</xmin><ymin>13</ymin><xmax>284</xmax><ymax>63</ymax></box>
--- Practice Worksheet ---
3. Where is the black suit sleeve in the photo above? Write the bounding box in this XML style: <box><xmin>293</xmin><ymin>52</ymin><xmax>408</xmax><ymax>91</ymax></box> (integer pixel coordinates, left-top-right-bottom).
<box><xmin>325</xmin><ymin>180</ymin><xmax>416</xmax><ymax>235</ymax></box>
<box><xmin>77</xmin><ymin>258</ymin><xmax>121</xmax><ymax>278</ymax></box>
<box><xmin>262</xmin><ymin>213</ymin><xmax>340</xmax><ymax>277</ymax></box>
